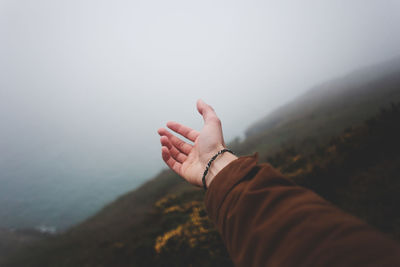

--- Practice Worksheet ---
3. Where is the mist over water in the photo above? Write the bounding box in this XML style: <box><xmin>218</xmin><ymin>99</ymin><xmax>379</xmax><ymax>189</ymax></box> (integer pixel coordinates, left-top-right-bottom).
<box><xmin>1</xmin><ymin>0</ymin><xmax>400</xmax><ymax>230</ymax></box>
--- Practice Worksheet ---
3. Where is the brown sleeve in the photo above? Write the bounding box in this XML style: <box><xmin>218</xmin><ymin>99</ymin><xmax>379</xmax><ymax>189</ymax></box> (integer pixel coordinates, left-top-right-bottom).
<box><xmin>205</xmin><ymin>154</ymin><xmax>400</xmax><ymax>267</ymax></box>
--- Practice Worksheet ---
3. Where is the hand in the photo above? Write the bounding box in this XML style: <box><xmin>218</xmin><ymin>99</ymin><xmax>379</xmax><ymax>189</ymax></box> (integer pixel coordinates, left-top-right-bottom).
<box><xmin>158</xmin><ymin>99</ymin><xmax>237</xmax><ymax>187</ymax></box>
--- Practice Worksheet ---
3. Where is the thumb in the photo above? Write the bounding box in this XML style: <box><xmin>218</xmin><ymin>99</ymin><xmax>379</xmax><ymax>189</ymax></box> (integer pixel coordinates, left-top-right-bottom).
<box><xmin>197</xmin><ymin>99</ymin><xmax>217</xmax><ymax>122</ymax></box>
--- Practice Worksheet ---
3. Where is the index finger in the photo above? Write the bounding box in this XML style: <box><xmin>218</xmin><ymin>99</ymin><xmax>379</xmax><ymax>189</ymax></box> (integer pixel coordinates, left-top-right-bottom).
<box><xmin>166</xmin><ymin>121</ymin><xmax>199</xmax><ymax>142</ymax></box>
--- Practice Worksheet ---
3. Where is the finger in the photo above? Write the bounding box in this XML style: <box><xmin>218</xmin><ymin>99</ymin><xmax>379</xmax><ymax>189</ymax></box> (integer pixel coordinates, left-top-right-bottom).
<box><xmin>196</xmin><ymin>99</ymin><xmax>220</xmax><ymax>124</ymax></box>
<box><xmin>161</xmin><ymin>146</ymin><xmax>182</xmax><ymax>175</ymax></box>
<box><xmin>160</xmin><ymin>136</ymin><xmax>187</xmax><ymax>163</ymax></box>
<box><xmin>166</xmin><ymin>121</ymin><xmax>199</xmax><ymax>142</ymax></box>
<box><xmin>158</xmin><ymin>128</ymin><xmax>192</xmax><ymax>154</ymax></box>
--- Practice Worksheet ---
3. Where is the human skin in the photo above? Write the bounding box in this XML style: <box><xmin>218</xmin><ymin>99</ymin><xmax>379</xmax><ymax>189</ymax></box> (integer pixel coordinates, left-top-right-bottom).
<box><xmin>157</xmin><ymin>99</ymin><xmax>238</xmax><ymax>188</ymax></box>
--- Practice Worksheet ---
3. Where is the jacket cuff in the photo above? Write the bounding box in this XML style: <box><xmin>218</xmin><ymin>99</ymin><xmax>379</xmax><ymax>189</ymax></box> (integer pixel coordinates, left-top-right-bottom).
<box><xmin>205</xmin><ymin>153</ymin><xmax>259</xmax><ymax>222</ymax></box>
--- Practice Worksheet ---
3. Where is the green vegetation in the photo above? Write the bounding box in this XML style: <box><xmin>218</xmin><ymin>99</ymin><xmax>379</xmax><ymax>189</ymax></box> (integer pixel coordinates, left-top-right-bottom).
<box><xmin>3</xmin><ymin>67</ymin><xmax>400</xmax><ymax>267</ymax></box>
<box><xmin>239</xmin><ymin>69</ymin><xmax>400</xmax><ymax>159</ymax></box>
<box><xmin>271</xmin><ymin>103</ymin><xmax>400</xmax><ymax>239</ymax></box>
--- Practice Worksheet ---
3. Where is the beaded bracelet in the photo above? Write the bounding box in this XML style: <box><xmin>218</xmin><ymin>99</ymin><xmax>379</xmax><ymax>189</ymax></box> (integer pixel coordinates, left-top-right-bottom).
<box><xmin>202</xmin><ymin>148</ymin><xmax>235</xmax><ymax>190</ymax></box>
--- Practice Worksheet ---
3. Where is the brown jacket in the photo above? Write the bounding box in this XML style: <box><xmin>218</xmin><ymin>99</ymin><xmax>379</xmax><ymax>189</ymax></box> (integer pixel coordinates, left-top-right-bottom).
<box><xmin>205</xmin><ymin>154</ymin><xmax>400</xmax><ymax>267</ymax></box>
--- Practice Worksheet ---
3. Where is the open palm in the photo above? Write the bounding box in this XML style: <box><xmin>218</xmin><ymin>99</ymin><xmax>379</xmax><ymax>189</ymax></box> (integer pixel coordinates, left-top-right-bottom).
<box><xmin>158</xmin><ymin>99</ymin><xmax>226</xmax><ymax>187</ymax></box>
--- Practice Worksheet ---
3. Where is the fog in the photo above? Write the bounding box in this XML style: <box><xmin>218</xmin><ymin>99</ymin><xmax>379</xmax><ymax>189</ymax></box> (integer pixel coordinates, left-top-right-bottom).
<box><xmin>1</xmin><ymin>0</ymin><xmax>400</xmax><ymax>229</ymax></box>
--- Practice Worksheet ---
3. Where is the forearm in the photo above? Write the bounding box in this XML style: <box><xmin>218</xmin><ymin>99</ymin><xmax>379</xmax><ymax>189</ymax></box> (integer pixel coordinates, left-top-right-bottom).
<box><xmin>205</xmin><ymin>155</ymin><xmax>400</xmax><ymax>267</ymax></box>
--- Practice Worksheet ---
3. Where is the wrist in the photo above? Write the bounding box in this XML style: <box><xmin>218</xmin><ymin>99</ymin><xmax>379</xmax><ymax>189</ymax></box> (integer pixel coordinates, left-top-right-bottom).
<box><xmin>205</xmin><ymin>152</ymin><xmax>238</xmax><ymax>188</ymax></box>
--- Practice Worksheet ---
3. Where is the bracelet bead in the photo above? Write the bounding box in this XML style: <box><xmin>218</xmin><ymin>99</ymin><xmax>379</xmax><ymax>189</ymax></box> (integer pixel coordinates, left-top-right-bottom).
<box><xmin>202</xmin><ymin>148</ymin><xmax>235</xmax><ymax>190</ymax></box>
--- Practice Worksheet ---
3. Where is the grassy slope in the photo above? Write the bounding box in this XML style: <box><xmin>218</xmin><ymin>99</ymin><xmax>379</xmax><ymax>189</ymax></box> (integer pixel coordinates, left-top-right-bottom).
<box><xmin>3</xmin><ymin>170</ymin><xmax>195</xmax><ymax>267</ymax></box>
<box><xmin>239</xmin><ymin>66</ymin><xmax>400</xmax><ymax>159</ymax></box>
<box><xmin>0</xmin><ymin>229</ymin><xmax>47</xmax><ymax>265</ymax></box>
<box><xmin>270</xmin><ymin>103</ymin><xmax>400</xmax><ymax>239</ymax></box>
<box><xmin>3</xmin><ymin>61</ymin><xmax>400</xmax><ymax>266</ymax></box>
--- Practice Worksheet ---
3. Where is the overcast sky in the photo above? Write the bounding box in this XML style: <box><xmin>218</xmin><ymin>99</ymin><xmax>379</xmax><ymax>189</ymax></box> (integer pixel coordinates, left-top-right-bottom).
<box><xmin>1</xmin><ymin>0</ymin><xmax>400</xmax><ymax>181</ymax></box>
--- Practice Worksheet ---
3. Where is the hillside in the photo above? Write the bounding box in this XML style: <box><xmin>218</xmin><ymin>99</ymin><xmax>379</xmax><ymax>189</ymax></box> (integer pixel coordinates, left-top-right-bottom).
<box><xmin>240</xmin><ymin>59</ymin><xmax>400</xmax><ymax>158</ymax></box>
<box><xmin>3</xmin><ymin>61</ymin><xmax>400</xmax><ymax>267</ymax></box>
<box><xmin>0</xmin><ymin>229</ymin><xmax>47</xmax><ymax>264</ymax></box>
<box><xmin>270</xmin><ymin>102</ymin><xmax>400</xmax><ymax>239</ymax></box>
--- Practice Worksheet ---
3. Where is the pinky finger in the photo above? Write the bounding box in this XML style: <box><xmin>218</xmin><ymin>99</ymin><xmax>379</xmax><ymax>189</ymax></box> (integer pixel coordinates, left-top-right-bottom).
<box><xmin>161</xmin><ymin>146</ymin><xmax>182</xmax><ymax>175</ymax></box>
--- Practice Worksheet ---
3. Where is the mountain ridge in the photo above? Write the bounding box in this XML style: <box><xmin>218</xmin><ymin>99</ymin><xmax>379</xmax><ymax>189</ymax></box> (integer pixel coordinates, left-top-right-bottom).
<box><xmin>239</xmin><ymin>59</ymin><xmax>400</xmax><ymax>160</ymax></box>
